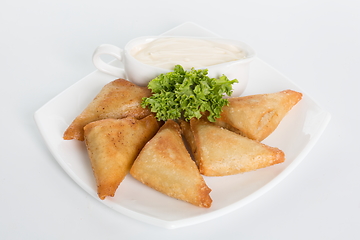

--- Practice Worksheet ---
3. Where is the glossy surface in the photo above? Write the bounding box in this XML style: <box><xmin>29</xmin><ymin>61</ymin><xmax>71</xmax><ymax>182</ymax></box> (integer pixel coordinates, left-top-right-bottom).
<box><xmin>131</xmin><ymin>37</ymin><xmax>247</xmax><ymax>69</ymax></box>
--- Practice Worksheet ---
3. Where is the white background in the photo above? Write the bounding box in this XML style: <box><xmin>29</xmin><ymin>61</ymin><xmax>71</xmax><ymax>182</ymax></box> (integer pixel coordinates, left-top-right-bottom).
<box><xmin>1</xmin><ymin>0</ymin><xmax>359</xmax><ymax>239</ymax></box>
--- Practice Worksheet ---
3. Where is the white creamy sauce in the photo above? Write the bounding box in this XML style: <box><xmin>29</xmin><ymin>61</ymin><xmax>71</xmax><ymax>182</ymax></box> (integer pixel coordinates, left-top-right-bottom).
<box><xmin>131</xmin><ymin>38</ymin><xmax>247</xmax><ymax>70</ymax></box>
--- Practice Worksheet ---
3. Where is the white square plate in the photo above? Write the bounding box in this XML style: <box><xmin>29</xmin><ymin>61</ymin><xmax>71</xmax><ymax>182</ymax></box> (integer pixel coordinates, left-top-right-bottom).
<box><xmin>34</xmin><ymin>22</ymin><xmax>331</xmax><ymax>229</ymax></box>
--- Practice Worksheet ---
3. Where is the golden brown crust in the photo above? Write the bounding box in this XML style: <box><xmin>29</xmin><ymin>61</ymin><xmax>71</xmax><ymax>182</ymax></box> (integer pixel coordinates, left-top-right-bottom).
<box><xmin>179</xmin><ymin>119</ymin><xmax>199</xmax><ymax>166</ymax></box>
<box><xmin>215</xmin><ymin>90</ymin><xmax>302</xmax><ymax>141</ymax></box>
<box><xmin>83</xmin><ymin>115</ymin><xmax>160</xmax><ymax>200</ymax></box>
<box><xmin>130</xmin><ymin>120</ymin><xmax>212</xmax><ymax>208</ymax></box>
<box><xmin>189</xmin><ymin>118</ymin><xmax>285</xmax><ymax>176</ymax></box>
<box><xmin>64</xmin><ymin>79</ymin><xmax>152</xmax><ymax>141</ymax></box>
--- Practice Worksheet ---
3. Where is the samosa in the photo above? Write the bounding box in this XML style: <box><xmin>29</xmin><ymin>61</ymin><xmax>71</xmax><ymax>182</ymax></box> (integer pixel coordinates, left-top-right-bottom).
<box><xmin>214</xmin><ymin>89</ymin><xmax>302</xmax><ymax>141</ymax></box>
<box><xmin>83</xmin><ymin>115</ymin><xmax>160</xmax><ymax>200</ymax></box>
<box><xmin>181</xmin><ymin>118</ymin><xmax>285</xmax><ymax>177</ymax></box>
<box><xmin>130</xmin><ymin>120</ymin><xmax>212</xmax><ymax>208</ymax></box>
<box><xmin>64</xmin><ymin>79</ymin><xmax>152</xmax><ymax>141</ymax></box>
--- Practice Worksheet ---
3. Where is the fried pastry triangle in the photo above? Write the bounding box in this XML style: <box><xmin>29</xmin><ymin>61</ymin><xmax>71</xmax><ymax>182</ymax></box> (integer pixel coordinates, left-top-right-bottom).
<box><xmin>214</xmin><ymin>90</ymin><xmax>302</xmax><ymax>141</ymax></box>
<box><xmin>83</xmin><ymin>115</ymin><xmax>161</xmax><ymax>200</ymax></box>
<box><xmin>181</xmin><ymin>118</ymin><xmax>285</xmax><ymax>177</ymax></box>
<box><xmin>64</xmin><ymin>79</ymin><xmax>152</xmax><ymax>141</ymax></box>
<box><xmin>130</xmin><ymin>120</ymin><xmax>212</xmax><ymax>208</ymax></box>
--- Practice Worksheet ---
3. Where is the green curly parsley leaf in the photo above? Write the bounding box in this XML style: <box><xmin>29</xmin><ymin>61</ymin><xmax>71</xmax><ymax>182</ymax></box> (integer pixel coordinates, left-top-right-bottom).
<box><xmin>141</xmin><ymin>65</ymin><xmax>238</xmax><ymax>122</ymax></box>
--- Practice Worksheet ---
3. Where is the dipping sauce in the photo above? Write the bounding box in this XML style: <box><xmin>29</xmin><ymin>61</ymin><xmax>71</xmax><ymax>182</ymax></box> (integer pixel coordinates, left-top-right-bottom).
<box><xmin>131</xmin><ymin>38</ymin><xmax>247</xmax><ymax>70</ymax></box>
